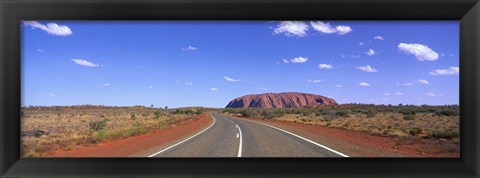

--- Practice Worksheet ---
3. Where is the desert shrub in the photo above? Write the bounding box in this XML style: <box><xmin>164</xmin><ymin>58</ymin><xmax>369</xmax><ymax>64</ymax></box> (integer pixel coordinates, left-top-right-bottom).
<box><xmin>430</xmin><ymin>129</ymin><xmax>459</xmax><ymax>139</ymax></box>
<box><xmin>124</xmin><ymin>126</ymin><xmax>146</xmax><ymax>137</ymax></box>
<box><xmin>302</xmin><ymin>110</ymin><xmax>310</xmax><ymax>116</ymax></box>
<box><xmin>239</xmin><ymin>108</ymin><xmax>259</xmax><ymax>117</ymax></box>
<box><xmin>89</xmin><ymin>118</ymin><xmax>108</xmax><ymax>131</ymax></box>
<box><xmin>94</xmin><ymin>130</ymin><xmax>107</xmax><ymax>141</ymax></box>
<box><xmin>260</xmin><ymin>110</ymin><xmax>276</xmax><ymax>119</ymax></box>
<box><xmin>402</xmin><ymin>114</ymin><xmax>415</xmax><ymax>120</ymax></box>
<box><xmin>366</xmin><ymin>109</ymin><xmax>377</xmax><ymax>118</ymax></box>
<box><xmin>385</xmin><ymin>129</ymin><xmax>409</xmax><ymax>137</ymax></box>
<box><xmin>400</xmin><ymin>109</ymin><xmax>417</xmax><ymax>116</ymax></box>
<box><xmin>436</xmin><ymin>109</ymin><xmax>459</xmax><ymax>116</ymax></box>
<box><xmin>153</xmin><ymin>111</ymin><xmax>162</xmax><ymax>119</ymax></box>
<box><xmin>389</xmin><ymin>115</ymin><xmax>397</xmax><ymax>120</ymax></box>
<box><xmin>335</xmin><ymin>110</ymin><xmax>350</xmax><ymax>117</ymax></box>
<box><xmin>322</xmin><ymin>113</ymin><xmax>336</xmax><ymax>121</ymax></box>
<box><xmin>64</xmin><ymin>145</ymin><xmax>75</xmax><ymax>151</ymax></box>
<box><xmin>173</xmin><ymin>107</ymin><xmax>205</xmax><ymax>115</ymax></box>
<box><xmin>408</xmin><ymin>127</ymin><xmax>423</xmax><ymax>136</ymax></box>
<box><xmin>222</xmin><ymin>108</ymin><xmax>236</xmax><ymax>114</ymax></box>
<box><xmin>369</xmin><ymin>128</ymin><xmax>383</xmax><ymax>136</ymax></box>
<box><xmin>130</xmin><ymin>113</ymin><xmax>136</xmax><ymax>120</ymax></box>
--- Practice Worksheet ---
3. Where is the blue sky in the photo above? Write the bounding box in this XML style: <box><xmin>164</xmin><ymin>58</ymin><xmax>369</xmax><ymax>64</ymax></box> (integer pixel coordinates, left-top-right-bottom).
<box><xmin>21</xmin><ymin>21</ymin><xmax>459</xmax><ymax>108</ymax></box>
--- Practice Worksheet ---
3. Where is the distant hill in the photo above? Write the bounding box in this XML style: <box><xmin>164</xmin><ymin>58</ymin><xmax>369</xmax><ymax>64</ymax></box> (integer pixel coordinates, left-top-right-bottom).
<box><xmin>225</xmin><ymin>92</ymin><xmax>337</xmax><ymax>108</ymax></box>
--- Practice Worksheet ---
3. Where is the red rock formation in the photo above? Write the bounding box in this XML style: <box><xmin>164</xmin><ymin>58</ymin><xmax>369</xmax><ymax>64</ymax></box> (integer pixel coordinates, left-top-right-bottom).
<box><xmin>225</xmin><ymin>92</ymin><xmax>337</xmax><ymax>108</ymax></box>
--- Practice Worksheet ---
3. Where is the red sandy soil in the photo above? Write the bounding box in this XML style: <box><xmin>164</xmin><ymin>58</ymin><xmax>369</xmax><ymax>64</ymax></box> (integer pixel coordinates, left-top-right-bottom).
<box><xmin>241</xmin><ymin>117</ymin><xmax>459</xmax><ymax>157</ymax></box>
<box><xmin>43</xmin><ymin>113</ymin><xmax>213</xmax><ymax>157</ymax></box>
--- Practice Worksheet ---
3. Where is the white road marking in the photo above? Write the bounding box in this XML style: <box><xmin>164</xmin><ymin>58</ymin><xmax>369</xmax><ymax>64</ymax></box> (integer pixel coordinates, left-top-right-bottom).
<box><xmin>235</xmin><ymin>117</ymin><xmax>349</xmax><ymax>157</ymax></box>
<box><xmin>147</xmin><ymin>114</ymin><xmax>216</xmax><ymax>157</ymax></box>
<box><xmin>235</xmin><ymin>124</ymin><xmax>243</xmax><ymax>157</ymax></box>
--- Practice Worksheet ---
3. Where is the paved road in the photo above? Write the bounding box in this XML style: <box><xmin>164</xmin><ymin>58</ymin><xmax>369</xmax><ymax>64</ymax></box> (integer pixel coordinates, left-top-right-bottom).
<box><xmin>149</xmin><ymin>112</ymin><xmax>347</xmax><ymax>157</ymax></box>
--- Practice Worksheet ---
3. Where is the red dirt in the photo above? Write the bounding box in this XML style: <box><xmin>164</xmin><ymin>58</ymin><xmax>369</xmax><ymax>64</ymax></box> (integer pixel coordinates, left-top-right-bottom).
<box><xmin>42</xmin><ymin>113</ymin><xmax>213</xmax><ymax>157</ymax></box>
<box><xmin>242</xmin><ymin>117</ymin><xmax>459</xmax><ymax>157</ymax></box>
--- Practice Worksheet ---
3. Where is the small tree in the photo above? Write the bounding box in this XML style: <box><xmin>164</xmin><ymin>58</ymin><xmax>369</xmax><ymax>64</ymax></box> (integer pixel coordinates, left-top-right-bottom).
<box><xmin>165</xmin><ymin>106</ymin><xmax>168</xmax><ymax>109</ymax></box>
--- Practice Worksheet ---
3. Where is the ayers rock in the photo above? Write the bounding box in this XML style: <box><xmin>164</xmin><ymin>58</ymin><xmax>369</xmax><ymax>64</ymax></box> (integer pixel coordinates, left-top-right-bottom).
<box><xmin>225</xmin><ymin>92</ymin><xmax>337</xmax><ymax>108</ymax></box>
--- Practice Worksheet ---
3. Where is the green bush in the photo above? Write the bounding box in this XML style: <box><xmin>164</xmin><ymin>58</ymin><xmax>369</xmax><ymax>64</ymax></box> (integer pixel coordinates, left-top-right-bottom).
<box><xmin>436</xmin><ymin>109</ymin><xmax>458</xmax><ymax>116</ymax></box>
<box><xmin>366</xmin><ymin>109</ymin><xmax>377</xmax><ymax>118</ymax></box>
<box><xmin>153</xmin><ymin>111</ymin><xmax>162</xmax><ymax>119</ymax></box>
<box><xmin>335</xmin><ymin>110</ymin><xmax>350</xmax><ymax>117</ymax></box>
<box><xmin>89</xmin><ymin>118</ymin><xmax>108</xmax><ymax>131</ymax></box>
<box><xmin>430</xmin><ymin>129</ymin><xmax>459</xmax><ymax>139</ymax></box>
<box><xmin>94</xmin><ymin>130</ymin><xmax>107</xmax><ymax>141</ymax></box>
<box><xmin>403</xmin><ymin>114</ymin><xmax>415</xmax><ymax>120</ymax></box>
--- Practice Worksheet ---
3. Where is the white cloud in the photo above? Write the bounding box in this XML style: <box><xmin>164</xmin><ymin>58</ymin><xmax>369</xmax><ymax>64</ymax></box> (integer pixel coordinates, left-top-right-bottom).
<box><xmin>365</xmin><ymin>49</ymin><xmax>376</xmax><ymax>56</ymax></box>
<box><xmin>72</xmin><ymin>59</ymin><xmax>100</xmax><ymax>67</ymax></box>
<box><xmin>351</xmin><ymin>55</ymin><xmax>360</xmax><ymax>59</ymax></box>
<box><xmin>273</xmin><ymin>21</ymin><xmax>309</xmax><ymax>37</ymax></box>
<box><xmin>395</xmin><ymin>92</ymin><xmax>404</xmax><ymax>95</ymax></box>
<box><xmin>310</xmin><ymin>21</ymin><xmax>352</xmax><ymax>35</ymax></box>
<box><xmin>23</xmin><ymin>21</ymin><xmax>72</xmax><ymax>36</ymax></box>
<box><xmin>286</xmin><ymin>56</ymin><xmax>308</xmax><ymax>63</ymax></box>
<box><xmin>356</xmin><ymin>65</ymin><xmax>377</xmax><ymax>72</ymax></box>
<box><xmin>258</xmin><ymin>87</ymin><xmax>268</xmax><ymax>90</ymax></box>
<box><xmin>374</xmin><ymin>36</ymin><xmax>384</xmax><ymax>40</ymax></box>
<box><xmin>37</xmin><ymin>49</ymin><xmax>44</xmax><ymax>52</ymax></box>
<box><xmin>383</xmin><ymin>93</ymin><xmax>391</xmax><ymax>96</ymax></box>
<box><xmin>282</xmin><ymin>59</ymin><xmax>290</xmax><ymax>63</ymax></box>
<box><xmin>47</xmin><ymin>93</ymin><xmax>56</xmax><ymax>97</ymax></box>
<box><xmin>340</xmin><ymin>54</ymin><xmax>347</xmax><ymax>58</ymax></box>
<box><xmin>186</xmin><ymin>81</ymin><xmax>193</xmax><ymax>85</ymax></box>
<box><xmin>103</xmin><ymin>83</ymin><xmax>111</xmax><ymax>87</ymax></box>
<box><xmin>318</xmin><ymin>64</ymin><xmax>333</xmax><ymax>69</ymax></box>
<box><xmin>148</xmin><ymin>86</ymin><xmax>153</xmax><ymax>89</ymax></box>
<box><xmin>398</xmin><ymin>43</ymin><xmax>439</xmax><ymax>61</ymax></box>
<box><xmin>223</xmin><ymin>76</ymin><xmax>241</xmax><ymax>82</ymax></box>
<box><xmin>335</xmin><ymin>84</ymin><xmax>343</xmax><ymax>88</ymax></box>
<box><xmin>307</xmin><ymin>79</ymin><xmax>323</xmax><ymax>83</ymax></box>
<box><xmin>335</xmin><ymin>25</ymin><xmax>353</xmax><ymax>35</ymax></box>
<box><xmin>425</xmin><ymin>92</ymin><xmax>436</xmax><ymax>96</ymax></box>
<box><xmin>182</xmin><ymin>45</ymin><xmax>197</xmax><ymax>51</ymax></box>
<box><xmin>429</xmin><ymin>67</ymin><xmax>459</xmax><ymax>75</ymax></box>
<box><xmin>359</xmin><ymin>42</ymin><xmax>364</xmax><ymax>46</ymax></box>
<box><xmin>417</xmin><ymin>79</ymin><xmax>429</xmax><ymax>85</ymax></box>
<box><xmin>359</xmin><ymin>82</ymin><xmax>370</xmax><ymax>86</ymax></box>
<box><xmin>403</xmin><ymin>82</ymin><xmax>414</xmax><ymax>86</ymax></box>
<box><xmin>211</xmin><ymin>88</ymin><xmax>218</xmax><ymax>91</ymax></box>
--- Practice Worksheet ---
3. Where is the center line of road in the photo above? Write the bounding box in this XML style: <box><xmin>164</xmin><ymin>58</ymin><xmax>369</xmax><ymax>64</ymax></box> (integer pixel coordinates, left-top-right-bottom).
<box><xmin>238</xmin><ymin>118</ymin><xmax>349</xmax><ymax>157</ymax></box>
<box><xmin>235</xmin><ymin>124</ymin><xmax>243</xmax><ymax>157</ymax></box>
<box><xmin>147</xmin><ymin>114</ymin><xmax>216</xmax><ymax>157</ymax></box>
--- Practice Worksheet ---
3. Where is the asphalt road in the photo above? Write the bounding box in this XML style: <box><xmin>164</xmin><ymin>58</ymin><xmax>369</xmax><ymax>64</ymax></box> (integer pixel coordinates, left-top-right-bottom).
<box><xmin>149</xmin><ymin>112</ymin><xmax>347</xmax><ymax>157</ymax></box>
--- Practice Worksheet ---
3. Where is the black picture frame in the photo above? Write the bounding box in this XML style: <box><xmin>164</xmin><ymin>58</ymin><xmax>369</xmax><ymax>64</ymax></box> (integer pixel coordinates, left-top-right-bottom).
<box><xmin>1</xmin><ymin>0</ymin><xmax>479</xmax><ymax>177</ymax></box>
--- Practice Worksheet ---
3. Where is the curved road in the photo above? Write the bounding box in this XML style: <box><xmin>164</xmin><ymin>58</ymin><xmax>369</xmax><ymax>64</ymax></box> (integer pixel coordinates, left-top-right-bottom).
<box><xmin>148</xmin><ymin>112</ymin><xmax>347</xmax><ymax>157</ymax></box>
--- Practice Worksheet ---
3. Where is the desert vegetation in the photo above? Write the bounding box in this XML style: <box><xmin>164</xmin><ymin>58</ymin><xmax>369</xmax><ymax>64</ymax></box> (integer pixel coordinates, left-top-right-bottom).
<box><xmin>21</xmin><ymin>105</ymin><xmax>209</xmax><ymax>157</ymax></box>
<box><xmin>222</xmin><ymin>104</ymin><xmax>460</xmax><ymax>153</ymax></box>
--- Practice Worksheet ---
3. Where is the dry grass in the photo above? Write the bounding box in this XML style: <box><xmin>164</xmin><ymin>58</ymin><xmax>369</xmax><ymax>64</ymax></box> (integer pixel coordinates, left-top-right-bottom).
<box><xmin>21</xmin><ymin>106</ymin><xmax>205</xmax><ymax>157</ymax></box>
<box><xmin>271</xmin><ymin>112</ymin><xmax>459</xmax><ymax>139</ymax></box>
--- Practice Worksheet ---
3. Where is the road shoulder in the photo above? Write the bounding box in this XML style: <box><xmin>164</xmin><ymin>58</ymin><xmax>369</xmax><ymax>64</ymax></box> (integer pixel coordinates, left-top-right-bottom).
<box><xmin>43</xmin><ymin>113</ymin><xmax>214</xmax><ymax>157</ymax></box>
